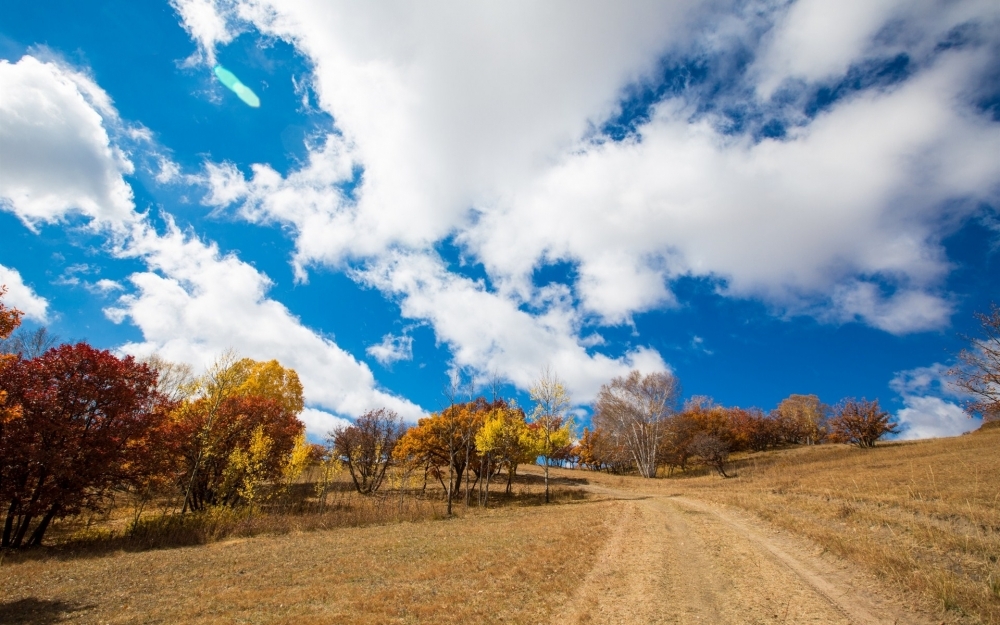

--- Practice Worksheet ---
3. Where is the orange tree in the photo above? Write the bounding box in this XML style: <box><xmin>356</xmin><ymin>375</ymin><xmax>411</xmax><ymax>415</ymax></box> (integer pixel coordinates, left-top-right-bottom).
<box><xmin>0</xmin><ymin>287</ymin><xmax>24</xmax><ymax>447</ymax></box>
<box><xmin>829</xmin><ymin>398</ymin><xmax>898</xmax><ymax>448</ymax></box>
<box><xmin>394</xmin><ymin>398</ymin><xmax>499</xmax><ymax>513</ymax></box>
<box><xmin>174</xmin><ymin>355</ymin><xmax>306</xmax><ymax>512</ymax></box>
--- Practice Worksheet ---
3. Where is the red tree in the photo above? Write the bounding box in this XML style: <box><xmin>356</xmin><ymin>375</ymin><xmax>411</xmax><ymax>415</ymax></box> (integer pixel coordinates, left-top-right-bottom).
<box><xmin>829</xmin><ymin>398</ymin><xmax>898</xmax><ymax>448</ymax></box>
<box><xmin>0</xmin><ymin>343</ymin><xmax>166</xmax><ymax>548</ymax></box>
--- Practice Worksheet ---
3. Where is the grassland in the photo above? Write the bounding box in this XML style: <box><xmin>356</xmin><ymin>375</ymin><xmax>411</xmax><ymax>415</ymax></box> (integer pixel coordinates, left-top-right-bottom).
<box><xmin>570</xmin><ymin>422</ymin><xmax>1000</xmax><ymax>622</ymax></box>
<box><xmin>2</xmin><ymin>425</ymin><xmax>998</xmax><ymax>624</ymax></box>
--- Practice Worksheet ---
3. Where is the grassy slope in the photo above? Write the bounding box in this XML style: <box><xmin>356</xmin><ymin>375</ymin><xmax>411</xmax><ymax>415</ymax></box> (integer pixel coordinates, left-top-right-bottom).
<box><xmin>0</xmin><ymin>499</ymin><xmax>610</xmax><ymax>624</ymax></box>
<box><xmin>565</xmin><ymin>424</ymin><xmax>1000</xmax><ymax>623</ymax></box>
<box><xmin>2</xmin><ymin>426</ymin><xmax>997</xmax><ymax>624</ymax></box>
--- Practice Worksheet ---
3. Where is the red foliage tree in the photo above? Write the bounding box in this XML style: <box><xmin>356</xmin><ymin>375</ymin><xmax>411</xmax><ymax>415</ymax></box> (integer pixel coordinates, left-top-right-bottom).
<box><xmin>728</xmin><ymin>407</ymin><xmax>780</xmax><ymax>452</ymax></box>
<box><xmin>0</xmin><ymin>343</ymin><xmax>166</xmax><ymax>548</ymax></box>
<box><xmin>829</xmin><ymin>398</ymin><xmax>898</xmax><ymax>448</ymax></box>
<box><xmin>174</xmin><ymin>393</ymin><xmax>303</xmax><ymax>510</ymax></box>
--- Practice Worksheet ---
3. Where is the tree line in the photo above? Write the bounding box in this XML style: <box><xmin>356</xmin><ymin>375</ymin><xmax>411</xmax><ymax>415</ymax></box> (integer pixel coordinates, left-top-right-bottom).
<box><xmin>2</xmin><ymin>284</ymin><xmax>996</xmax><ymax>548</ymax></box>
<box><xmin>0</xmin><ymin>288</ymin><xmax>311</xmax><ymax>548</ymax></box>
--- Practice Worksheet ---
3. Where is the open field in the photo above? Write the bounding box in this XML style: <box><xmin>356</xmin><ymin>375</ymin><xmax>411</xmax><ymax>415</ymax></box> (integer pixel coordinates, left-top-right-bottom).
<box><xmin>2</xmin><ymin>426</ymin><xmax>998</xmax><ymax>624</ymax></box>
<box><xmin>561</xmin><ymin>423</ymin><xmax>1000</xmax><ymax>623</ymax></box>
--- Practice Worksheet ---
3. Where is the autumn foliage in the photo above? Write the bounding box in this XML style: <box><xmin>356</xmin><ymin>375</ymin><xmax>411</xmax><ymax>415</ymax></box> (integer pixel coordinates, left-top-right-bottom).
<box><xmin>828</xmin><ymin>398</ymin><xmax>898</xmax><ymax>448</ymax></box>
<box><xmin>0</xmin><ymin>284</ymin><xmax>968</xmax><ymax>550</ymax></box>
<box><xmin>0</xmin><ymin>343</ymin><xmax>167</xmax><ymax>548</ymax></box>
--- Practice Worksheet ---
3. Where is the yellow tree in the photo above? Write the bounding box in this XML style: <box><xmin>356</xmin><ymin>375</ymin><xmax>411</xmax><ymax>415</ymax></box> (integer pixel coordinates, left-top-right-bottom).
<box><xmin>774</xmin><ymin>394</ymin><xmax>828</xmax><ymax>444</ymax></box>
<box><xmin>529</xmin><ymin>368</ymin><xmax>573</xmax><ymax>503</ymax></box>
<box><xmin>178</xmin><ymin>352</ymin><xmax>305</xmax><ymax>512</ymax></box>
<box><xmin>221</xmin><ymin>424</ymin><xmax>273</xmax><ymax>512</ymax></box>
<box><xmin>475</xmin><ymin>400</ymin><xmax>533</xmax><ymax>504</ymax></box>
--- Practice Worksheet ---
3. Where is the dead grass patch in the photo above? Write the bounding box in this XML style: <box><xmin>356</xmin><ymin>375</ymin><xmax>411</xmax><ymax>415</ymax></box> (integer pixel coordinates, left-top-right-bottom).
<box><xmin>0</xmin><ymin>493</ymin><xmax>609</xmax><ymax>624</ymax></box>
<box><xmin>564</xmin><ymin>426</ymin><xmax>1000</xmax><ymax>624</ymax></box>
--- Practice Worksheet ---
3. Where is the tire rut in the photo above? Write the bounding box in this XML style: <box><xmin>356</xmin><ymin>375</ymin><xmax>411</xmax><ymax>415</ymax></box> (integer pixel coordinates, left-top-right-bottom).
<box><xmin>554</xmin><ymin>487</ymin><xmax>934</xmax><ymax>624</ymax></box>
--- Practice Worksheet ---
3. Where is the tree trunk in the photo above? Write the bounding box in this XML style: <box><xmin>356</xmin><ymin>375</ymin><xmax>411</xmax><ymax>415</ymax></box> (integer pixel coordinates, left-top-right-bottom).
<box><xmin>544</xmin><ymin>456</ymin><xmax>550</xmax><ymax>504</ymax></box>
<box><xmin>446</xmin><ymin>459</ymin><xmax>454</xmax><ymax>516</ymax></box>
<box><xmin>10</xmin><ymin>512</ymin><xmax>33</xmax><ymax>548</ymax></box>
<box><xmin>26</xmin><ymin>503</ymin><xmax>59</xmax><ymax>547</ymax></box>
<box><xmin>2</xmin><ymin>497</ymin><xmax>19</xmax><ymax>547</ymax></box>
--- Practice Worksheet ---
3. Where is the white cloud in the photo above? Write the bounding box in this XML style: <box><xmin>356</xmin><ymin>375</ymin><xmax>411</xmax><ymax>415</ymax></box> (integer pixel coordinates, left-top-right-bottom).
<box><xmin>170</xmin><ymin>0</ymin><xmax>238</xmax><ymax>66</ymax></box>
<box><xmin>155</xmin><ymin>157</ymin><xmax>182</xmax><ymax>184</ymax></box>
<box><xmin>182</xmin><ymin>1</ymin><xmax>1000</xmax><ymax>396</ymax></box>
<box><xmin>107</xmin><ymin>219</ymin><xmax>425</xmax><ymax>421</ymax></box>
<box><xmin>753</xmin><ymin>0</ymin><xmax>1000</xmax><ymax>97</ymax></box>
<box><xmin>299</xmin><ymin>407</ymin><xmax>352</xmax><ymax>440</ymax></box>
<box><xmin>367</xmin><ymin>333</ymin><xmax>413</xmax><ymax>367</ymax></box>
<box><xmin>89</xmin><ymin>279</ymin><xmax>124</xmax><ymax>295</ymax></box>
<box><xmin>889</xmin><ymin>362</ymin><xmax>961</xmax><ymax>398</ymax></box>
<box><xmin>355</xmin><ymin>250</ymin><xmax>667</xmax><ymax>402</ymax></box>
<box><xmin>896</xmin><ymin>395</ymin><xmax>981</xmax><ymax>440</ymax></box>
<box><xmin>0</xmin><ymin>264</ymin><xmax>48</xmax><ymax>322</ymax></box>
<box><xmin>195</xmin><ymin>1</ymin><xmax>707</xmax><ymax>266</ymax></box>
<box><xmin>464</xmin><ymin>49</ymin><xmax>1000</xmax><ymax>332</ymax></box>
<box><xmin>0</xmin><ymin>56</ymin><xmax>136</xmax><ymax>229</ymax></box>
<box><xmin>890</xmin><ymin>363</ymin><xmax>981</xmax><ymax>439</ymax></box>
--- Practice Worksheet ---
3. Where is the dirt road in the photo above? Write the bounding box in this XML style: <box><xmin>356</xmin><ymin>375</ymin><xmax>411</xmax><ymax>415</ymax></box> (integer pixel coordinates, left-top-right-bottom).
<box><xmin>553</xmin><ymin>486</ymin><xmax>939</xmax><ymax>625</ymax></box>
<box><xmin>553</xmin><ymin>485</ymin><xmax>934</xmax><ymax>625</ymax></box>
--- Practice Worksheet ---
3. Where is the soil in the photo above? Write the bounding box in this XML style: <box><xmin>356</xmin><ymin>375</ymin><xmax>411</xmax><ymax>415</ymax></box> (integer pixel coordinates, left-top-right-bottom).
<box><xmin>554</xmin><ymin>483</ymin><xmax>939</xmax><ymax>625</ymax></box>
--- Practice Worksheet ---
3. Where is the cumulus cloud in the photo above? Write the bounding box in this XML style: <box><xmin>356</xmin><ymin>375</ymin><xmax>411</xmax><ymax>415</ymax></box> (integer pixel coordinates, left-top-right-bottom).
<box><xmin>170</xmin><ymin>0</ymin><xmax>238</xmax><ymax>66</ymax></box>
<box><xmin>890</xmin><ymin>363</ymin><xmax>982</xmax><ymax>439</ymax></box>
<box><xmin>299</xmin><ymin>407</ymin><xmax>352</xmax><ymax>440</ymax></box>
<box><xmin>106</xmin><ymin>219</ymin><xmax>425</xmax><ymax>421</ymax></box>
<box><xmin>367</xmin><ymin>333</ymin><xmax>413</xmax><ymax>367</ymax></box>
<box><xmin>194</xmin><ymin>1</ymin><xmax>706</xmax><ymax>264</ymax></box>
<box><xmin>0</xmin><ymin>264</ymin><xmax>48</xmax><ymax>322</ymax></box>
<box><xmin>0</xmin><ymin>56</ymin><xmax>136</xmax><ymax>229</ymax></box>
<box><xmin>355</xmin><ymin>250</ymin><xmax>667</xmax><ymax>402</ymax></box>
<box><xmin>754</xmin><ymin>0</ymin><xmax>1000</xmax><ymax>97</ymax></box>
<box><xmin>896</xmin><ymin>395</ymin><xmax>981</xmax><ymax>440</ymax></box>
<box><xmin>180</xmin><ymin>0</ymin><xmax>1000</xmax><ymax>396</ymax></box>
<box><xmin>466</xmin><ymin>49</ymin><xmax>1000</xmax><ymax>332</ymax></box>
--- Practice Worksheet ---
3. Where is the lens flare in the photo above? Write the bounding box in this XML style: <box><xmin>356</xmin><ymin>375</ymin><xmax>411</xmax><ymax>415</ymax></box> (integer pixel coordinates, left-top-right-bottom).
<box><xmin>213</xmin><ymin>65</ymin><xmax>260</xmax><ymax>108</ymax></box>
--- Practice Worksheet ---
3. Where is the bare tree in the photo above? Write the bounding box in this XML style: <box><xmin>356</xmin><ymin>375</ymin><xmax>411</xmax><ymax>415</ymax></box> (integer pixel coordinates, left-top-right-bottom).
<box><xmin>689</xmin><ymin>434</ymin><xmax>731</xmax><ymax>477</ymax></box>
<box><xmin>141</xmin><ymin>354</ymin><xmax>196</xmax><ymax>403</ymax></box>
<box><xmin>593</xmin><ymin>370</ymin><xmax>680</xmax><ymax>478</ymax></box>
<box><xmin>950</xmin><ymin>303</ymin><xmax>1000</xmax><ymax>422</ymax></box>
<box><xmin>0</xmin><ymin>326</ymin><xmax>59</xmax><ymax>359</ymax></box>
<box><xmin>331</xmin><ymin>408</ymin><xmax>405</xmax><ymax>495</ymax></box>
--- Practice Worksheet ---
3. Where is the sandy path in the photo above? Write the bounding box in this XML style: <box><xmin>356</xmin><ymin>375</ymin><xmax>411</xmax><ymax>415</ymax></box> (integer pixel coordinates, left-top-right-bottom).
<box><xmin>554</xmin><ymin>486</ymin><xmax>935</xmax><ymax>624</ymax></box>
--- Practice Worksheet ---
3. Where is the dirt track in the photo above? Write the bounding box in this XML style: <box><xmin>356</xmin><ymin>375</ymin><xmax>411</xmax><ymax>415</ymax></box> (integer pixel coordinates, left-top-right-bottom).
<box><xmin>553</xmin><ymin>484</ymin><xmax>934</xmax><ymax>625</ymax></box>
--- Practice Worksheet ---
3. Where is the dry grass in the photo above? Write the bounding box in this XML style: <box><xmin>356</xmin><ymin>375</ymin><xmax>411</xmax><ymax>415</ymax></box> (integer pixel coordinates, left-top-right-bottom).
<box><xmin>3</xmin><ymin>428</ymin><xmax>997</xmax><ymax>623</ymax></box>
<box><xmin>571</xmin><ymin>424</ymin><xmax>1000</xmax><ymax>623</ymax></box>
<box><xmin>18</xmin><ymin>469</ymin><xmax>585</xmax><ymax>557</ymax></box>
<box><xmin>0</xmin><ymin>502</ymin><xmax>609</xmax><ymax>624</ymax></box>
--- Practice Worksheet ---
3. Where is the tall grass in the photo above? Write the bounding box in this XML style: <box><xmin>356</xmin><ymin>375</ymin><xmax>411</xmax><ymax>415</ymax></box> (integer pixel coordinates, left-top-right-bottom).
<box><xmin>19</xmin><ymin>471</ymin><xmax>587</xmax><ymax>558</ymax></box>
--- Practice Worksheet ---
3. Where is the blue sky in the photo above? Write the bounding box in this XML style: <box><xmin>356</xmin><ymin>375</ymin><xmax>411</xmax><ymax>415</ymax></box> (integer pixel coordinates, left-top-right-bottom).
<box><xmin>1</xmin><ymin>0</ymin><xmax>998</xmax><ymax>440</ymax></box>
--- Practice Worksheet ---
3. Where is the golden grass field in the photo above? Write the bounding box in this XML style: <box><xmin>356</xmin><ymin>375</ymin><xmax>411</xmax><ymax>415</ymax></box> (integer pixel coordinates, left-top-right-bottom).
<box><xmin>1</xmin><ymin>424</ymin><xmax>998</xmax><ymax>624</ymax></box>
<box><xmin>573</xmin><ymin>422</ymin><xmax>1000</xmax><ymax>622</ymax></box>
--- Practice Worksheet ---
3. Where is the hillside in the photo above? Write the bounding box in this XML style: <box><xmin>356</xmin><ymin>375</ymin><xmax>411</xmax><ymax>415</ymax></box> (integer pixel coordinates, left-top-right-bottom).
<box><xmin>1</xmin><ymin>426</ymin><xmax>997</xmax><ymax>624</ymax></box>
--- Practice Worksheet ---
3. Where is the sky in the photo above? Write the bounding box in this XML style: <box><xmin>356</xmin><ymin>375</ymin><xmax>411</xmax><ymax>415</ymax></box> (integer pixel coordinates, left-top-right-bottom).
<box><xmin>1</xmin><ymin>0</ymin><xmax>998</xmax><ymax>441</ymax></box>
